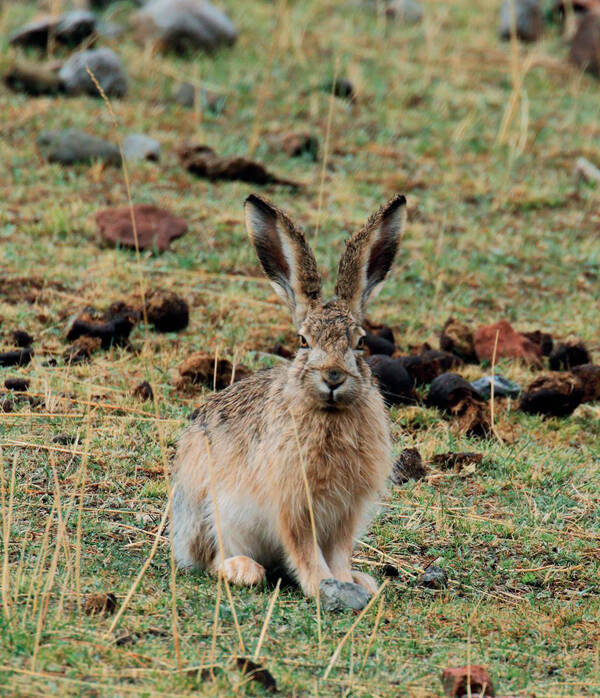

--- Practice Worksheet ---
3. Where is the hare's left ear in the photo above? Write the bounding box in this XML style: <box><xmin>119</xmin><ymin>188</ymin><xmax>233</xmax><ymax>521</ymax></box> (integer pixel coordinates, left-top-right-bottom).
<box><xmin>335</xmin><ymin>195</ymin><xmax>406</xmax><ymax>321</ymax></box>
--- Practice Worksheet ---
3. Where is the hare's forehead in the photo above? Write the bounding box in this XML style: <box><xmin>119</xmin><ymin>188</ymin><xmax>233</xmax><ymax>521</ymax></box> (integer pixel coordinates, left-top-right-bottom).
<box><xmin>301</xmin><ymin>303</ymin><xmax>360</xmax><ymax>343</ymax></box>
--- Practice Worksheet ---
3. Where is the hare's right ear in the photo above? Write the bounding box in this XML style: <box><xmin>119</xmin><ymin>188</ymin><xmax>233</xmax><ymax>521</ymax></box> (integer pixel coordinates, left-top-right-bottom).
<box><xmin>245</xmin><ymin>195</ymin><xmax>322</xmax><ymax>325</ymax></box>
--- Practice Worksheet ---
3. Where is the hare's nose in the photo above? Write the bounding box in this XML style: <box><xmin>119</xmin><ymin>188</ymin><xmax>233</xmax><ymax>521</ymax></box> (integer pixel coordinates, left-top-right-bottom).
<box><xmin>322</xmin><ymin>368</ymin><xmax>346</xmax><ymax>390</ymax></box>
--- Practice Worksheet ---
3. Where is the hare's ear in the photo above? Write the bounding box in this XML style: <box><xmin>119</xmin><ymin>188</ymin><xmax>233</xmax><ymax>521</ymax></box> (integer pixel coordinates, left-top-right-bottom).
<box><xmin>245</xmin><ymin>194</ymin><xmax>322</xmax><ymax>325</ymax></box>
<box><xmin>335</xmin><ymin>195</ymin><xmax>406</xmax><ymax>321</ymax></box>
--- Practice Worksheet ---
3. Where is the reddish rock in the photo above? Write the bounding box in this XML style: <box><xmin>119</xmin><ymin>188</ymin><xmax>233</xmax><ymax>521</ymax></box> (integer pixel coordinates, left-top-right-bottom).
<box><xmin>96</xmin><ymin>204</ymin><xmax>187</xmax><ymax>253</ymax></box>
<box><xmin>441</xmin><ymin>665</ymin><xmax>495</xmax><ymax>697</ymax></box>
<box><xmin>570</xmin><ymin>12</ymin><xmax>600</xmax><ymax>77</ymax></box>
<box><xmin>474</xmin><ymin>320</ymin><xmax>542</xmax><ymax>367</ymax></box>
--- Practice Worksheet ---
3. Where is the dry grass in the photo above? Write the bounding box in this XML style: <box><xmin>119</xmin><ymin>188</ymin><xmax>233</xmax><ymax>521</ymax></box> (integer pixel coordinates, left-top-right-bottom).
<box><xmin>1</xmin><ymin>0</ymin><xmax>599</xmax><ymax>695</ymax></box>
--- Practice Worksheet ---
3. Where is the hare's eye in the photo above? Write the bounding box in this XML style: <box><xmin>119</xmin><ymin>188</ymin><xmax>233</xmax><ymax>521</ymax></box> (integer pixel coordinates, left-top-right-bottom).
<box><xmin>298</xmin><ymin>335</ymin><xmax>309</xmax><ymax>349</ymax></box>
<box><xmin>356</xmin><ymin>336</ymin><xmax>365</xmax><ymax>350</ymax></box>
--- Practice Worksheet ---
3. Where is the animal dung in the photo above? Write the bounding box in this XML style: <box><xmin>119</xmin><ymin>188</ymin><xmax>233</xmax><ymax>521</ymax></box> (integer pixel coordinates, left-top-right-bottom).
<box><xmin>0</xmin><ymin>348</ymin><xmax>34</xmax><ymax>368</ymax></box>
<box><xmin>96</xmin><ymin>204</ymin><xmax>188</xmax><ymax>253</ymax></box>
<box><xmin>396</xmin><ymin>350</ymin><xmax>462</xmax><ymax>386</ymax></box>
<box><xmin>366</xmin><ymin>355</ymin><xmax>418</xmax><ymax>405</ymax></box>
<box><xmin>178</xmin><ymin>143</ymin><xmax>299</xmax><ymax>186</ymax></box>
<box><xmin>176</xmin><ymin>352</ymin><xmax>251</xmax><ymax>392</ymax></box>
<box><xmin>12</xmin><ymin>330</ymin><xmax>34</xmax><ymax>348</ymax></box>
<box><xmin>323</xmin><ymin>77</ymin><xmax>356</xmax><ymax>101</ymax></box>
<box><xmin>63</xmin><ymin>337</ymin><xmax>102</xmax><ymax>364</ymax></box>
<box><xmin>4</xmin><ymin>61</ymin><xmax>64</xmax><ymax>96</ymax></box>
<box><xmin>67</xmin><ymin>314</ymin><xmax>135</xmax><ymax>350</ymax></box>
<box><xmin>426</xmin><ymin>372</ymin><xmax>490</xmax><ymax>436</ymax></box>
<box><xmin>430</xmin><ymin>451</ymin><xmax>483</xmax><ymax>472</ymax></box>
<box><xmin>548</xmin><ymin>336</ymin><xmax>591</xmax><ymax>370</ymax></box>
<box><xmin>363</xmin><ymin>319</ymin><xmax>395</xmax><ymax>345</ymax></box>
<box><xmin>522</xmin><ymin>329</ymin><xmax>554</xmax><ymax>356</ymax></box>
<box><xmin>84</xmin><ymin>592</ymin><xmax>117</xmax><ymax>616</ymax></box>
<box><xmin>391</xmin><ymin>447</ymin><xmax>427</xmax><ymax>484</ymax></box>
<box><xmin>235</xmin><ymin>658</ymin><xmax>277</xmax><ymax>693</ymax></box>
<box><xmin>519</xmin><ymin>373</ymin><xmax>584</xmax><ymax>417</ymax></box>
<box><xmin>439</xmin><ymin>317</ymin><xmax>478</xmax><ymax>363</ymax></box>
<box><xmin>419</xmin><ymin>564</ymin><xmax>447</xmax><ymax>589</ymax></box>
<box><xmin>140</xmin><ymin>289</ymin><xmax>189</xmax><ymax>332</ymax></box>
<box><xmin>270</xmin><ymin>132</ymin><xmax>319</xmax><ymax>160</ymax></box>
<box><xmin>474</xmin><ymin>320</ymin><xmax>542</xmax><ymax>367</ymax></box>
<box><xmin>570</xmin><ymin>12</ymin><xmax>600</xmax><ymax>78</ymax></box>
<box><xmin>132</xmin><ymin>380</ymin><xmax>153</xmax><ymax>402</ymax></box>
<box><xmin>441</xmin><ymin>665</ymin><xmax>495</xmax><ymax>697</ymax></box>
<box><xmin>363</xmin><ymin>332</ymin><xmax>395</xmax><ymax>356</ymax></box>
<box><xmin>571</xmin><ymin>364</ymin><xmax>600</xmax><ymax>402</ymax></box>
<box><xmin>4</xmin><ymin>377</ymin><xmax>30</xmax><ymax>392</ymax></box>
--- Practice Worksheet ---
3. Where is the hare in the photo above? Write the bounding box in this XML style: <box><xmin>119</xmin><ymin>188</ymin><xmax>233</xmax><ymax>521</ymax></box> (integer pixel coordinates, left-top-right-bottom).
<box><xmin>171</xmin><ymin>193</ymin><xmax>406</xmax><ymax>597</ymax></box>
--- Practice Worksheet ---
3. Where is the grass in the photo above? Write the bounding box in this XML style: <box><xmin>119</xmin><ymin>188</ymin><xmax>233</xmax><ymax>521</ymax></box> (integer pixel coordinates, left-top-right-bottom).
<box><xmin>1</xmin><ymin>0</ymin><xmax>599</xmax><ymax>695</ymax></box>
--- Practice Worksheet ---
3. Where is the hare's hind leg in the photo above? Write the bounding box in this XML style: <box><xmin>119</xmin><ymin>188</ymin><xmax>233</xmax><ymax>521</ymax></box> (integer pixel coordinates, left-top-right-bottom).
<box><xmin>214</xmin><ymin>556</ymin><xmax>266</xmax><ymax>586</ymax></box>
<box><xmin>171</xmin><ymin>486</ymin><xmax>216</xmax><ymax>570</ymax></box>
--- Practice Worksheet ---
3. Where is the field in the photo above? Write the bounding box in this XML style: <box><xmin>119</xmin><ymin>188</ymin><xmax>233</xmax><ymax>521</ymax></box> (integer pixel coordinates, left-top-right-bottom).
<box><xmin>1</xmin><ymin>0</ymin><xmax>599</xmax><ymax>695</ymax></box>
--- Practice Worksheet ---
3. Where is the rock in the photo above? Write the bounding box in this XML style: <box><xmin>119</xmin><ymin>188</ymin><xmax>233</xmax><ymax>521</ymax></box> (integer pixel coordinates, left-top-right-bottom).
<box><xmin>574</xmin><ymin>156</ymin><xmax>600</xmax><ymax>184</ymax></box>
<box><xmin>133</xmin><ymin>380</ymin><xmax>153</xmax><ymax>402</ymax></box>
<box><xmin>133</xmin><ymin>0</ymin><xmax>238</xmax><ymax>53</ymax></box>
<box><xmin>440</xmin><ymin>317</ymin><xmax>478</xmax><ymax>364</ymax></box>
<box><xmin>549</xmin><ymin>336</ymin><xmax>591</xmax><ymax>370</ymax></box>
<box><xmin>391</xmin><ymin>448</ymin><xmax>427</xmax><ymax>484</ymax></box>
<box><xmin>570</xmin><ymin>12</ymin><xmax>600</xmax><ymax>77</ymax></box>
<box><xmin>9</xmin><ymin>11</ymin><xmax>96</xmax><ymax>49</ymax></box>
<box><xmin>419</xmin><ymin>564</ymin><xmax>447</xmax><ymax>589</ymax></box>
<box><xmin>37</xmin><ymin>130</ymin><xmax>121</xmax><ymax>166</ymax></box>
<box><xmin>139</xmin><ymin>289</ymin><xmax>189</xmax><ymax>332</ymax></box>
<box><xmin>426</xmin><ymin>373</ymin><xmax>490</xmax><ymax>437</ymax></box>
<box><xmin>470</xmin><ymin>374</ymin><xmax>521</xmax><ymax>400</ymax></box>
<box><xmin>522</xmin><ymin>329</ymin><xmax>554</xmax><ymax>356</ymax></box>
<box><xmin>173</xmin><ymin>82</ymin><xmax>225</xmax><ymax>111</ymax></box>
<box><xmin>319</xmin><ymin>578</ymin><xmax>371</xmax><ymax>611</ymax></box>
<box><xmin>441</xmin><ymin>665</ymin><xmax>495</xmax><ymax>697</ymax></box>
<box><xmin>178</xmin><ymin>143</ymin><xmax>298</xmax><ymax>186</ymax></box>
<box><xmin>122</xmin><ymin>134</ymin><xmax>161</xmax><ymax>162</ymax></box>
<box><xmin>4</xmin><ymin>62</ymin><xmax>64</xmax><ymax>96</ymax></box>
<box><xmin>499</xmin><ymin>0</ymin><xmax>544</xmax><ymax>42</ymax></box>
<box><xmin>13</xmin><ymin>330</ymin><xmax>33</xmax><ymax>348</ymax></box>
<box><xmin>177</xmin><ymin>352</ymin><xmax>251</xmax><ymax>392</ymax></box>
<box><xmin>59</xmin><ymin>48</ymin><xmax>128</xmax><ymax>98</ymax></box>
<box><xmin>397</xmin><ymin>350</ymin><xmax>462</xmax><ymax>386</ymax></box>
<box><xmin>474</xmin><ymin>320</ymin><xmax>542</xmax><ymax>368</ymax></box>
<box><xmin>363</xmin><ymin>332</ymin><xmax>395</xmax><ymax>356</ymax></box>
<box><xmin>0</xmin><ymin>348</ymin><xmax>34</xmax><ymax>368</ymax></box>
<box><xmin>84</xmin><ymin>592</ymin><xmax>117</xmax><ymax>616</ymax></box>
<box><xmin>520</xmin><ymin>373</ymin><xmax>584</xmax><ymax>417</ymax></box>
<box><xmin>4</xmin><ymin>377</ymin><xmax>30</xmax><ymax>392</ymax></box>
<box><xmin>385</xmin><ymin>0</ymin><xmax>424</xmax><ymax>23</ymax></box>
<box><xmin>273</xmin><ymin>132</ymin><xmax>319</xmax><ymax>160</ymax></box>
<box><xmin>431</xmin><ymin>451</ymin><xmax>483</xmax><ymax>472</ymax></box>
<box><xmin>366</xmin><ymin>355</ymin><xmax>418</xmax><ymax>405</ymax></box>
<box><xmin>97</xmin><ymin>20</ymin><xmax>125</xmax><ymax>39</ymax></box>
<box><xmin>96</xmin><ymin>204</ymin><xmax>187</xmax><ymax>253</ymax></box>
<box><xmin>571</xmin><ymin>364</ymin><xmax>600</xmax><ymax>402</ymax></box>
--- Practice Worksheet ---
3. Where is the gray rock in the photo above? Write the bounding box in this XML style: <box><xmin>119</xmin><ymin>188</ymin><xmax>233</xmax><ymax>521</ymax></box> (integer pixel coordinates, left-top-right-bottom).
<box><xmin>9</xmin><ymin>10</ymin><xmax>96</xmax><ymax>49</ymax></box>
<box><xmin>499</xmin><ymin>0</ymin><xmax>544</xmax><ymax>42</ymax></box>
<box><xmin>173</xmin><ymin>82</ymin><xmax>225</xmax><ymax>111</ymax></box>
<box><xmin>96</xmin><ymin>19</ymin><xmax>126</xmax><ymax>39</ymax></box>
<box><xmin>122</xmin><ymin>134</ymin><xmax>161</xmax><ymax>162</ymax></box>
<box><xmin>385</xmin><ymin>0</ymin><xmax>423</xmax><ymax>24</ymax></box>
<box><xmin>471</xmin><ymin>374</ymin><xmax>521</xmax><ymax>400</ymax></box>
<box><xmin>319</xmin><ymin>578</ymin><xmax>371</xmax><ymax>611</ymax></box>
<box><xmin>134</xmin><ymin>0</ymin><xmax>238</xmax><ymax>52</ymax></box>
<box><xmin>419</xmin><ymin>564</ymin><xmax>447</xmax><ymax>589</ymax></box>
<box><xmin>37</xmin><ymin>130</ymin><xmax>121</xmax><ymax>165</ymax></box>
<box><xmin>59</xmin><ymin>48</ymin><xmax>128</xmax><ymax>98</ymax></box>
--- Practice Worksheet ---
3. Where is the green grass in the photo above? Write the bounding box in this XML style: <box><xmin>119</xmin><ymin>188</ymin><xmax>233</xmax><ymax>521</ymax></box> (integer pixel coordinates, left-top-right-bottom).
<box><xmin>1</xmin><ymin>0</ymin><xmax>599</xmax><ymax>695</ymax></box>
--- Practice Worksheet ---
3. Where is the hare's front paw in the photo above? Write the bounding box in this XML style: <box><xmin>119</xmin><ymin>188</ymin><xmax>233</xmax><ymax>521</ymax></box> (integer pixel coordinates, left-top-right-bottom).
<box><xmin>216</xmin><ymin>556</ymin><xmax>266</xmax><ymax>586</ymax></box>
<box><xmin>351</xmin><ymin>570</ymin><xmax>379</xmax><ymax>595</ymax></box>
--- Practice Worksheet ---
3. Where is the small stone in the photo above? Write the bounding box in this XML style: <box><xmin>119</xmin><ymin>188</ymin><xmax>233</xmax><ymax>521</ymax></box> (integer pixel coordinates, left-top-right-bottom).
<box><xmin>319</xmin><ymin>578</ymin><xmax>371</xmax><ymax>611</ymax></box>
<box><xmin>96</xmin><ymin>204</ymin><xmax>187</xmax><ymax>253</ymax></box>
<box><xmin>173</xmin><ymin>82</ymin><xmax>225</xmax><ymax>112</ymax></box>
<box><xmin>441</xmin><ymin>665</ymin><xmax>495</xmax><ymax>697</ymax></box>
<box><xmin>391</xmin><ymin>448</ymin><xmax>427</xmax><ymax>485</ymax></box>
<box><xmin>133</xmin><ymin>380</ymin><xmax>153</xmax><ymax>402</ymax></box>
<box><xmin>419</xmin><ymin>564</ymin><xmax>447</xmax><ymax>589</ymax></box>
<box><xmin>37</xmin><ymin>130</ymin><xmax>121</xmax><ymax>166</ymax></box>
<box><xmin>133</xmin><ymin>0</ymin><xmax>238</xmax><ymax>53</ymax></box>
<box><xmin>122</xmin><ymin>134</ymin><xmax>161</xmax><ymax>162</ymax></box>
<box><xmin>499</xmin><ymin>0</ymin><xmax>544</xmax><ymax>42</ymax></box>
<box><xmin>84</xmin><ymin>592</ymin><xmax>117</xmax><ymax>616</ymax></box>
<box><xmin>59</xmin><ymin>48</ymin><xmax>128</xmax><ymax>98</ymax></box>
<box><xmin>9</xmin><ymin>11</ymin><xmax>96</xmax><ymax>49</ymax></box>
<box><xmin>385</xmin><ymin>0</ymin><xmax>424</xmax><ymax>23</ymax></box>
<box><xmin>470</xmin><ymin>374</ymin><xmax>521</xmax><ymax>400</ymax></box>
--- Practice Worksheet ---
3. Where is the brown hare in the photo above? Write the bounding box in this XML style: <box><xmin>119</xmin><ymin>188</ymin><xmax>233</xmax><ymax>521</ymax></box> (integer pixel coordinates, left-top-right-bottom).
<box><xmin>171</xmin><ymin>193</ymin><xmax>406</xmax><ymax>597</ymax></box>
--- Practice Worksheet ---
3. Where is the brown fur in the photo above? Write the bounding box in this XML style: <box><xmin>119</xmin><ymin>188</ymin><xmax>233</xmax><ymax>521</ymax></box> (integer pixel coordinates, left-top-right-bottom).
<box><xmin>171</xmin><ymin>194</ymin><xmax>406</xmax><ymax>596</ymax></box>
